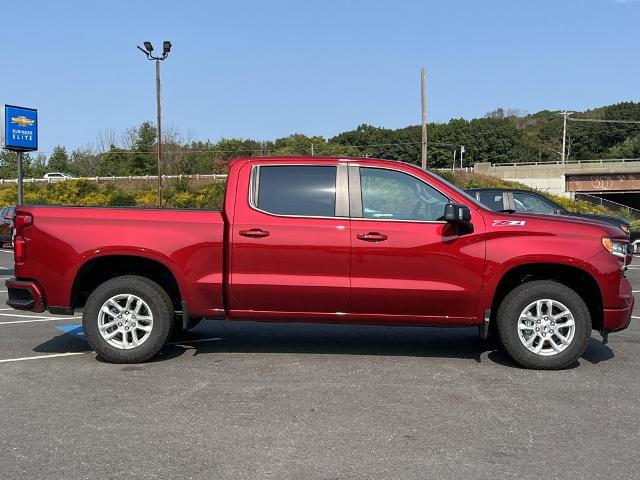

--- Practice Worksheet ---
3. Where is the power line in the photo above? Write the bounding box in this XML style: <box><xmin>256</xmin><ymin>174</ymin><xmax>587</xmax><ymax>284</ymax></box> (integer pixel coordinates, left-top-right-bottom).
<box><xmin>31</xmin><ymin>140</ymin><xmax>463</xmax><ymax>156</ymax></box>
<box><xmin>568</xmin><ymin>118</ymin><xmax>640</xmax><ymax>124</ymax></box>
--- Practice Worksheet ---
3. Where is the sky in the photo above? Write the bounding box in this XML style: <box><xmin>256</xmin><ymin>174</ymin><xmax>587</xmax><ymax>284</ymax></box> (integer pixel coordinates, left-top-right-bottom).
<box><xmin>1</xmin><ymin>0</ymin><xmax>639</xmax><ymax>154</ymax></box>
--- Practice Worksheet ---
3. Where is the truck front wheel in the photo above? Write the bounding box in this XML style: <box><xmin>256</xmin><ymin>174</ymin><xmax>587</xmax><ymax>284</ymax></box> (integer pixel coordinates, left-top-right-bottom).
<box><xmin>496</xmin><ymin>280</ymin><xmax>591</xmax><ymax>370</ymax></box>
<box><xmin>83</xmin><ymin>275</ymin><xmax>175</xmax><ymax>363</ymax></box>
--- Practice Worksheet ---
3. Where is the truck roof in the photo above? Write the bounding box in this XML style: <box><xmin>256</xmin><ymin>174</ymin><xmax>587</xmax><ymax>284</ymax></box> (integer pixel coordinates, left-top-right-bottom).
<box><xmin>229</xmin><ymin>155</ymin><xmax>410</xmax><ymax>166</ymax></box>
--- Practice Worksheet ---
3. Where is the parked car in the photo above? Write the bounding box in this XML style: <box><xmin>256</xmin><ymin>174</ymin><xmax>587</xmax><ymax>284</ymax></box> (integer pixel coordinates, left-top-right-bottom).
<box><xmin>465</xmin><ymin>188</ymin><xmax>630</xmax><ymax>235</ymax></box>
<box><xmin>6</xmin><ymin>157</ymin><xmax>633</xmax><ymax>369</ymax></box>
<box><xmin>0</xmin><ymin>205</ymin><xmax>15</xmax><ymax>246</ymax></box>
<box><xmin>43</xmin><ymin>172</ymin><xmax>74</xmax><ymax>181</ymax></box>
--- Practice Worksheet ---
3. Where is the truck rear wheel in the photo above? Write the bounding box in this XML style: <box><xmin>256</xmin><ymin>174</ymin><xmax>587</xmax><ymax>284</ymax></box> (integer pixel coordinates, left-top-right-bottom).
<box><xmin>83</xmin><ymin>275</ymin><xmax>175</xmax><ymax>363</ymax></box>
<box><xmin>496</xmin><ymin>280</ymin><xmax>591</xmax><ymax>370</ymax></box>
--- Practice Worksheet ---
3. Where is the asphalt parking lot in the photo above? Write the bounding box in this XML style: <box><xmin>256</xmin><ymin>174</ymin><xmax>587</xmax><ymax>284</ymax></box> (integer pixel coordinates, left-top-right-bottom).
<box><xmin>0</xmin><ymin>251</ymin><xmax>639</xmax><ymax>480</ymax></box>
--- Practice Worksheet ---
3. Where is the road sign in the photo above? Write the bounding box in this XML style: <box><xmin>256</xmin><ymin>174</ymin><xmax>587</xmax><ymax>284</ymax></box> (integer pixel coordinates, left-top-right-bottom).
<box><xmin>1</xmin><ymin>105</ymin><xmax>38</xmax><ymax>152</ymax></box>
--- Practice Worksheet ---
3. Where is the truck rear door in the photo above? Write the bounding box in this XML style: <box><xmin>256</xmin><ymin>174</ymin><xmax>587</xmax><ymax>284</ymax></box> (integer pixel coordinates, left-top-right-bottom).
<box><xmin>228</xmin><ymin>161</ymin><xmax>351</xmax><ymax>321</ymax></box>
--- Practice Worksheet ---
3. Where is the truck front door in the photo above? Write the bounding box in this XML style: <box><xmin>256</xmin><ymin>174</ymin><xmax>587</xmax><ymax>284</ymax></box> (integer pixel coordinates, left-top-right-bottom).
<box><xmin>348</xmin><ymin>165</ymin><xmax>485</xmax><ymax>325</ymax></box>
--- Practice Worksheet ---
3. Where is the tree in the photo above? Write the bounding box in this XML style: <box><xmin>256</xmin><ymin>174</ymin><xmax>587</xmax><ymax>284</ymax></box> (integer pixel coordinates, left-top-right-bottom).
<box><xmin>47</xmin><ymin>145</ymin><xmax>70</xmax><ymax>173</ymax></box>
<box><xmin>69</xmin><ymin>149</ymin><xmax>99</xmax><ymax>177</ymax></box>
<box><xmin>28</xmin><ymin>154</ymin><xmax>47</xmax><ymax>178</ymax></box>
<box><xmin>97</xmin><ymin>145</ymin><xmax>129</xmax><ymax>176</ymax></box>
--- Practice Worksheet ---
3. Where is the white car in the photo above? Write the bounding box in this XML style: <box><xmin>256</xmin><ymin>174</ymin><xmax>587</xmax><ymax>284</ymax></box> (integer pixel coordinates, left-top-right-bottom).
<box><xmin>43</xmin><ymin>172</ymin><xmax>74</xmax><ymax>181</ymax></box>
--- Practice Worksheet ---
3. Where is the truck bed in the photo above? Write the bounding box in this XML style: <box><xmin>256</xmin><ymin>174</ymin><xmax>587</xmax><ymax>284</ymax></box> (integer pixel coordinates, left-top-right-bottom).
<box><xmin>14</xmin><ymin>206</ymin><xmax>225</xmax><ymax>318</ymax></box>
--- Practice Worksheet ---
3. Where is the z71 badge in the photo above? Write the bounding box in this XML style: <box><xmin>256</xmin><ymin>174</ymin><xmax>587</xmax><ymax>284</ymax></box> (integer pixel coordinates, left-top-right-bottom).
<box><xmin>492</xmin><ymin>220</ymin><xmax>526</xmax><ymax>227</ymax></box>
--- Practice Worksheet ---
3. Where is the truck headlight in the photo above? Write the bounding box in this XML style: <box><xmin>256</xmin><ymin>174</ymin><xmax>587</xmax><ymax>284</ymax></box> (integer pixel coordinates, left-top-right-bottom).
<box><xmin>602</xmin><ymin>237</ymin><xmax>628</xmax><ymax>258</ymax></box>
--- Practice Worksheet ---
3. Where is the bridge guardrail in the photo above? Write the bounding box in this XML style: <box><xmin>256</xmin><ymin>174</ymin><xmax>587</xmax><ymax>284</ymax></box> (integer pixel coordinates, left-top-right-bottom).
<box><xmin>575</xmin><ymin>193</ymin><xmax>640</xmax><ymax>221</ymax></box>
<box><xmin>492</xmin><ymin>158</ymin><xmax>640</xmax><ymax>167</ymax></box>
<box><xmin>0</xmin><ymin>174</ymin><xmax>228</xmax><ymax>184</ymax></box>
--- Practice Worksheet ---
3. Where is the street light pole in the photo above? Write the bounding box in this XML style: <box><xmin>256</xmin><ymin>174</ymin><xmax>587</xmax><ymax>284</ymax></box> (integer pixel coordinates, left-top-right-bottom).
<box><xmin>156</xmin><ymin>58</ymin><xmax>162</xmax><ymax>207</ymax></box>
<box><xmin>138</xmin><ymin>40</ymin><xmax>172</xmax><ymax>207</ymax></box>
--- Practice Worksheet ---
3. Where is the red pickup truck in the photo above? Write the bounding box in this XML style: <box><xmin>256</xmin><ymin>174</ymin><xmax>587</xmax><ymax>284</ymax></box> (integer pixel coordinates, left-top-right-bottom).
<box><xmin>6</xmin><ymin>156</ymin><xmax>634</xmax><ymax>369</ymax></box>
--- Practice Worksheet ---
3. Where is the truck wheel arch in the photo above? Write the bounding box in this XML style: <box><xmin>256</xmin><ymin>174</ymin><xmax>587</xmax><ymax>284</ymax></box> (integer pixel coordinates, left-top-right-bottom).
<box><xmin>70</xmin><ymin>255</ymin><xmax>183</xmax><ymax>311</ymax></box>
<box><xmin>489</xmin><ymin>263</ymin><xmax>603</xmax><ymax>332</ymax></box>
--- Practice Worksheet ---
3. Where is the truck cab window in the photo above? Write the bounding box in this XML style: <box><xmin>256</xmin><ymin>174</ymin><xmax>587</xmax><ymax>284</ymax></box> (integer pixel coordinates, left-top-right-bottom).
<box><xmin>256</xmin><ymin>165</ymin><xmax>337</xmax><ymax>217</ymax></box>
<box><xmin>360</xmin><ymin>167</ymin><xmax>448</xmax><ymax>221</ymax></box>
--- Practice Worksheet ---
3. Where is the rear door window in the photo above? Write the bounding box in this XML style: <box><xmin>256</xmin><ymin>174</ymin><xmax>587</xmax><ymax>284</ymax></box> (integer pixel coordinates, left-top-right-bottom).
<box><xmin>255</xmin><ymin>165</ymin><xmax>337</xmax><ymax>217</ymax></box>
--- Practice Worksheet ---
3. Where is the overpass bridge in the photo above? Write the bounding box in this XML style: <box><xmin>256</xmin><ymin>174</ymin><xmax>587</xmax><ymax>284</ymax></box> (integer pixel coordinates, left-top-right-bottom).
<box><xmin>474</xmin><ymin>158</ymin><xmax>640</xmax><ymax>211</ymax></box>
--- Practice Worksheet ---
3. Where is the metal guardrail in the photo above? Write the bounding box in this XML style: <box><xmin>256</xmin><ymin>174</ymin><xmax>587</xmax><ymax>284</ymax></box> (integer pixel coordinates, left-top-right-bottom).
<box><xmin>575</xmin><ymin>192</ymin><xmax>640</xmax><ymax>220</ymax></box>
<box><xmin>0</xmin><ymin>174</ymin><xmax>228</xmax><ymax>184</ymax></box>
<box><xmin>433</xmin><ymin>167</ymin><xmax>474</xmax><ymax>173</ymax></box>
<box><xmin>493</xmin><ymin>158</ymin><xmax>640</xmax><ymax>167</ymax></box>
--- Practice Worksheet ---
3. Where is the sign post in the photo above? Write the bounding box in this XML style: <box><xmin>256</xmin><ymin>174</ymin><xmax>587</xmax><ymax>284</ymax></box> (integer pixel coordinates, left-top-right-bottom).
<box><xmin>1</xmin><ymin>105</ymin><xmax>38</xmax><ymax>206</ymax></box>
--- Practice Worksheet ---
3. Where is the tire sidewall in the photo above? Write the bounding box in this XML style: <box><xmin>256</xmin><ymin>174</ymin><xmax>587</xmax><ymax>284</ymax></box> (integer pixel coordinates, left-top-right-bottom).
<box><xmin>497</xmin><ymin>281</ymin><xmax>591</xmax><ymax>369</ymax></box>
<box><xmin>83</xmin><ymin>276</ymin><xmax>173</xmax><ymax>363</ymax></box>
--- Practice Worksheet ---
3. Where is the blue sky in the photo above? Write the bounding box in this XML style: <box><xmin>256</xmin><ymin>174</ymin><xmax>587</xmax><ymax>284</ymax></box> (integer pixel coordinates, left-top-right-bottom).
<box><xmin>1</xmin><ymin>0</ymin><xmax>639</xmax><ymax>154</ymax></box>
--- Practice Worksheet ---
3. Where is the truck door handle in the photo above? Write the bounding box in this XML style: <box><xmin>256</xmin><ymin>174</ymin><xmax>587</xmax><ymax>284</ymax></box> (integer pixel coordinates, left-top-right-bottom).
<box><xmin>239</xmin><ymin>228</ymin><xmax>270</xmax><ymax>238</ymax></box>
<box><xmin>356</xmin><ymin>232</ymin><xmax>388</xmax><ymax>242</ymax></box>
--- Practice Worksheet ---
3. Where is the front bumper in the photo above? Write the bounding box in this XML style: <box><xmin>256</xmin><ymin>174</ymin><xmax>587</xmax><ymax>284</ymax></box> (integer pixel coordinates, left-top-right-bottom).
<box><xmin>602</xmin><ymin>276</ymin><xmax>634</xmax><ymax>332</ymax></box>
<box><xmin>5</xmin><ymin>278</ymin><xmax>45</xmax><ymax>312</ymax></box>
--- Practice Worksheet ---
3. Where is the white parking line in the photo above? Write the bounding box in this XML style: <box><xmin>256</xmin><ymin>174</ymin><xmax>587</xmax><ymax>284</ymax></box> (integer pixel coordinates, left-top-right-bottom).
<box><xmin>0</xmin><ymin>352</ymin><xmax>88</xmax><ymax>363</ymax></box>
<box><xmin>0</xmin><ymin>317</ymin><xmax>81</xmax><ymax>325</ymax></box>
<box><xmin>0</xmin><ymin>312</ymin><xmax>82</xmax><ymax>319</ymax></box>
<box><xmin>0</xmin><ymin>337</ymin><xmax>222</xmax><ymax>364</ymax></box>
<box><xmin>0</xmin><ymin>250</ymin><xmax>13</xmax><ymax>254</ymax></box>
<box><xmin>631</xmin><ymin>316</ymin><xmax>640</xmax><ymax>320</ymax></box>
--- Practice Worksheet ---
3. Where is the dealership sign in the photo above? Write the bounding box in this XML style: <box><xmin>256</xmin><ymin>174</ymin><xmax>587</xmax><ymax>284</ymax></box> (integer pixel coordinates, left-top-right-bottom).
<box><xmin>1</xmin><ymin>104</ymin><xmax>38</xmax><ymax>151</ymax></box>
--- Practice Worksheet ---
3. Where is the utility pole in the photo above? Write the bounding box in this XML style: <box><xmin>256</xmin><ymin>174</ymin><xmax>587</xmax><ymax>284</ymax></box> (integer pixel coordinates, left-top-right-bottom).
<box><xmin>460</xmin><ymin>145</ymin><xmax>465</xmax><ymax>169</ymax></box>
<box><xmin>421</xmin><ymin>67</ymin><xmax>427</xmax><ymax>170</ymax></box>
<box><xmin>311</xmin><ymin>143</ymin><xmax>314</xmax><ymax>156</ymax></box>
<box><xmin>452</xmin><ymin>149</ymin><xmax>456</xmax><ymax>173</ymax></box>
<box><xmin>138</xmin><ymin>40</ymin><xmax>172</xmax><ymax>207</ymax></box>
<box><xmin>559</xmin><ymin>111</ymin><xmax>573</xmax><ymax>164</ymax></box>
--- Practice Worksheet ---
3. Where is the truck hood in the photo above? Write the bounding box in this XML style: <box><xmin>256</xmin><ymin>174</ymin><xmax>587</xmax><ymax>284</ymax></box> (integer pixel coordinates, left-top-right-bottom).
<box><xmin>487</xmin><ymin>210</ymin><xmax>628</xmax><ymax>240</ymax></box>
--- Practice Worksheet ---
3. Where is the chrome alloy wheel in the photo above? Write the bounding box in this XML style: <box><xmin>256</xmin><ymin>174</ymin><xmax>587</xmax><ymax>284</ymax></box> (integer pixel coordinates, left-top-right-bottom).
<box><xmin>517</xmin><ymin>299</ymin><xmax>576</xmax><ymax>356</ymax></box>
<box><xmin>97</xmin><ymin>294</ymin><xmax>153</xmax><ymax>349</ymax></box>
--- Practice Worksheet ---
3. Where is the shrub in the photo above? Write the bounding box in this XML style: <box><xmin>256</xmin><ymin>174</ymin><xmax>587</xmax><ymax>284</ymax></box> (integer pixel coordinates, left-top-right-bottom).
<box><xmin>107</xmin><ymin>190</ymin><xmax>136</xmax><ymax>206</ymax></box>
<box><xmin>173</xmin><ymin>177</ymin><xmax>190</xmax><ymax>193</ymax></box>
<box><xmin>134</xmin><ymin>189</ymin><xmax>159</xmax><ymax>207</ymax></box>
<box><xmin>168</xmin><ymin>191</ymin><xmax>197</xmax><ymax>209</ymax></box>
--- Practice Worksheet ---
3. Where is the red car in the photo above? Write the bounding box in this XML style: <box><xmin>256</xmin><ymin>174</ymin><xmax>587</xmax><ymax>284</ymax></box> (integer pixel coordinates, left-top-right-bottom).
<box><xmin>0</xmin><ymin>205</ymin><xmax>15</xmax><ymax>246</ymax></box>
<box><xmin>6</xmin><ymin>157</ymin><xmax>634</xmax><ymax>369</ymax></box>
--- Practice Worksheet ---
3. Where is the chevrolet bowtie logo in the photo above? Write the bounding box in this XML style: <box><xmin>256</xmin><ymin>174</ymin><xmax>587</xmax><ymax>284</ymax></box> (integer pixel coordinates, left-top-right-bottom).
<box><xmin>10</xmin><ymin>115</ymin><xmax>35</xmax><ymax>127</ymax></box>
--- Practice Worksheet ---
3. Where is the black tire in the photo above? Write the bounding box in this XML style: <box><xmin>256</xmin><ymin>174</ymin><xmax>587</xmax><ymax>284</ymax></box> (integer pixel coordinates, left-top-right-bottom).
<box><xmin>496</xmin><ymin>280</ymin><xmax>591</xmax><ymax>370</ymax></box>
<box><xmin>83</xmin><ymin>275</ymin><xmax>175</xmax><ymax>363</ymax></box>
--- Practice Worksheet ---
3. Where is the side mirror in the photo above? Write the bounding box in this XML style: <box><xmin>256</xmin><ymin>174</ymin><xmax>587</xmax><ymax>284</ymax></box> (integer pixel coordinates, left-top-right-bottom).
<box><xmin>444</xmin><ymin>203</ymin><xmax>471</xmax><ymax>222</ymax></box>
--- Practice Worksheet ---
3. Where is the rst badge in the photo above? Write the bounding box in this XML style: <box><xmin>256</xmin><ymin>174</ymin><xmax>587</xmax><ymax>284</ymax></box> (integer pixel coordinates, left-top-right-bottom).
<box><xmin>492</xmin><ymin>219</ymin><xmax>526</xmax><ymax>227</ymax></box>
